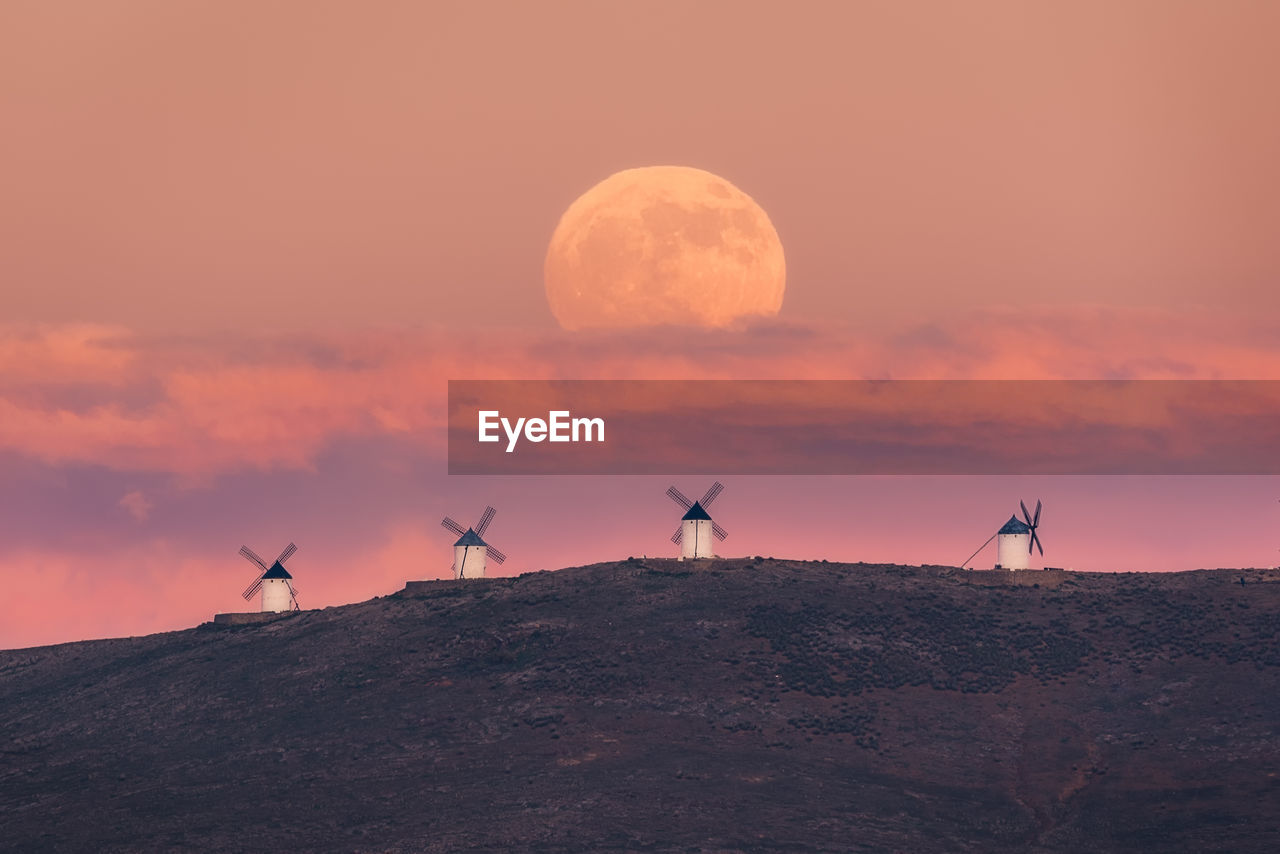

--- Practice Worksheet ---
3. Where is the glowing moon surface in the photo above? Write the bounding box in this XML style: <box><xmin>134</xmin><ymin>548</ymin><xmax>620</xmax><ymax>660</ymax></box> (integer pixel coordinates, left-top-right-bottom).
<box><xmin>544</xmin><ymin>166</ymin><xmax>786</xmax><ymax>330</ymax></box>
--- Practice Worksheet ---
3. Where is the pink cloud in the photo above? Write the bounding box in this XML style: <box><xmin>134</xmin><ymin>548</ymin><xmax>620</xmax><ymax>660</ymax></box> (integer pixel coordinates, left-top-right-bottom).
<box><xmin>0</xmin><ymin>324</ymin><xmax>137</xmax><ymax>385</ymax></box>
<box><xmin>0</xmin><ymin>308</ymin><xmax>1277</xmax><ymax>478</ymax></box>
<box><xmin>117</xmin><ymin>489</ymin><xmax>153</xmax><ymax>521</ymax></box>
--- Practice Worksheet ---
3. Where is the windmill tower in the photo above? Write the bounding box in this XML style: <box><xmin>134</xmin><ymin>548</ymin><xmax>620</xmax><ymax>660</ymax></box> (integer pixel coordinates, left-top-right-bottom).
<box><xmin>996</xmin><ymin>500</ymin><xmax>1044</xmax><ymax>570</ymax></box>
<box><xmin>440</xmin><ymin>505</ymin><xmax>507</xmax><ymax>579</ymax></box>
<box><xmin>239</xmin><ymin>542</ymin><xmax>299</xmax><ymax>612</ymax></box>
<box><xmin>665</xmin><ymin>481</ymin><xmax>728</xmax><ymax>560</ymax></box>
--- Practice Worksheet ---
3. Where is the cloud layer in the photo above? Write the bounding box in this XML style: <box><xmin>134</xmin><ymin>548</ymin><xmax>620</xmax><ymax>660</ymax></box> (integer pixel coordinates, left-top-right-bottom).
<box><xmin>3</xmin><ymin>308</ymin><xmax>1279</xmax><ymax>477</ymax></box>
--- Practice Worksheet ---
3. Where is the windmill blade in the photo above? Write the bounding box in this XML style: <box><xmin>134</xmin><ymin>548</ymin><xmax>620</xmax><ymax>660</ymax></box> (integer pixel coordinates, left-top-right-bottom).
<box><xmin>487</xmin><ymin>544</ymin><xmax>508</xmax><ymax>564</ymax></box>
<box><xmin>277</xmin><ymin>542</ymin><xmax>297</xmax><ymax>564</ymax></box>
<box><xmin>1033</xmin><ymin>499</ymin><xmax>1042</xmax><ymax>527</ymax></box>
<box><xmin>239</xmin><ymin>546</ymin><xmax>269</xmax><ymax>572</ymax></box>
<box><xmin>712</xmin><ymin>521</ymin><xmax>728</xmax><ymax>541</ymax></box>
<box><xmin>1030</xmin><ymin>530</ymin><xmax>1044</xmax><ymax>556</ymax></box>
<box><xmin>701</xmin><ymin>481</ymin><xmax>725</xmax><ymax>508</ymax></box>
<box><xmin>286</xmin><ymin>582</ymin><xmax>300</xmax><ymax>609</ymax></box>
<box><xmin>441</xmin><ymin>517</ymin><xmax>466</xmax><ymax>537</ymax></box>
<box><xmin>665</xmin><ymin>486</ymin><xmax>693</xmax><ymax>511</ymax></box>
<box><xmin>671</xmin><ymin>526</ymin><xmax>684</xmax><ymax>545</ymax></box>
<box><xmin>1020</xmin><ymin>499</ymin><xmax>1032</xmax><ymax>526</ymax></box>
<box><xmin>242</xmin><ymin>576</ymin><xmax>264</xmax><ymax>600</ymax></box>
<box><xmin>475</xmin><ymin>506</ymin><xmax>497</xmax><ymax>537</ymax></box>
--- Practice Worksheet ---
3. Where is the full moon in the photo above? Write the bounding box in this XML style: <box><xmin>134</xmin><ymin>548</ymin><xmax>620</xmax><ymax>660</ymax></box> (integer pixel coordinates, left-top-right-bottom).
<box><xmin>544</xmin><ymin>166</ymin><xmax>786</xmax><ymax>330</ymax></box>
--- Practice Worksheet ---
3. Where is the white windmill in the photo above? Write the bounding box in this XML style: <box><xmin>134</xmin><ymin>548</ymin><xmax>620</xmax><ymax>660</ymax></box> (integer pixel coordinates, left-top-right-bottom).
<box><xmin>239</xmin><ymin>542</ymin><xmax>300</xmax><ymax>612</ymax></box>
<box><xmin>960</xmin><ymin>500</ymin><xmax>1045</xmax><ymax>570</ymax></box>
<box><xmin>664</xmin><ymin>481</ymin><xmax>728</xmax><ymax>560</ymax></box>
<box><xmin>440</xmin><ymin>506</ymin><xmax>507</xmax><ymax>579</ymax></box>
<box><xmin>997</xmin><ymin>500</ymin><xmax>1044</xmax><ymax>570</ymax></box>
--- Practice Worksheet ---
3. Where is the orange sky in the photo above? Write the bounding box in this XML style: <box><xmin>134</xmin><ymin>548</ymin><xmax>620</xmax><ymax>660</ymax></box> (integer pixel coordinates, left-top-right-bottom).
<box><xmin>2</xmin><ymin>1</ymin><xmax>1277</xmax><ymax>330</ymax></box>
<box><xmin>2</xmin><ymin>2</ymin><xmax>1279</xmax><ymax>648</ymax></box>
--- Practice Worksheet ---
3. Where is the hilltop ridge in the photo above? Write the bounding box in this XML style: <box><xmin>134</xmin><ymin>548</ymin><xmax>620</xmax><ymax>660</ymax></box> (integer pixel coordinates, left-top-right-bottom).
<box><xmin>3</xmin><ymin>559</ymin><xmax>1279</xmax><ymax>852</ymax></box>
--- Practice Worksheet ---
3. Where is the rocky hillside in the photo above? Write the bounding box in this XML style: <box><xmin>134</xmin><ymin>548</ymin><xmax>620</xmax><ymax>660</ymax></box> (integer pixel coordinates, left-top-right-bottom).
<box><xmin>3</xmin><ymin>559</ymin><xmax>1280</xmax><ymax>852</ymax></box>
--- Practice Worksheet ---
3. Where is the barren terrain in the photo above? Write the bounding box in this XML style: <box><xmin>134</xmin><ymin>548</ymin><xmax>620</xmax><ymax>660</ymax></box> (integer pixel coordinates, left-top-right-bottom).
<box><xmin>3</xmin><ymin>560</ymin><xmax>1279</xmax><ymax>852</ymax></box>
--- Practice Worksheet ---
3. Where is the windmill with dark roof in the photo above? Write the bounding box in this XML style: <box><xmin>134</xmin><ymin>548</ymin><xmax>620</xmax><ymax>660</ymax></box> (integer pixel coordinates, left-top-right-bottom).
<box><xmin>239</xmin><ymin>542</ymin><xmax>300</xmax><ymax>612</ymax></box>
<box><xmin>958</xmin><ymin>500</ymin><xmax>1046</xmax><ymax>570</ymax></box>
<box><xmin>441</xmin><ymin>506</ymin><xmax>507</xmax><ymax>579</ymax></box>
<box><xmin>664</xmin><ymin>481</ymin><xmax>728</xmax><ymax>560</ymax></box>
<box><xmin>996</xmin><ymin>500</ymin><xmax>1044</xmax><ymax>569</ymax></box>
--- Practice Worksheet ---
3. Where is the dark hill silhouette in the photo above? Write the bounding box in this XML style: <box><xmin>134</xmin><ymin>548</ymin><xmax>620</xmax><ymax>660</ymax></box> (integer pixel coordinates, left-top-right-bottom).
<box><xmin>3</xmin><ymin>559</ymin><xmax>1280</xmax><ymax>852</ymax></box>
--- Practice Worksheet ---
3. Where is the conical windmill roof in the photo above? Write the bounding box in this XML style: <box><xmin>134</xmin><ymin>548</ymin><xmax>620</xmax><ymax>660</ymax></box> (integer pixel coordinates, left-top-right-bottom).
<box><xmin>454</xmin><ymin>528</ymin><xmax>488</xmax><ymax>547</ymax></box>
<box><xmin>682</xmin><ymin>501</ymin><xmax>712</xmax><ymax>521</ymax></box>
<box><xmin>998</xmin><ymin>515</ymin><xmax>1031</xmax><ymax>535</ymax></box>
<box><xmin>261</xmin><ymin>561</ymin><xmax>292</xmax><ymax>579</ymax></box>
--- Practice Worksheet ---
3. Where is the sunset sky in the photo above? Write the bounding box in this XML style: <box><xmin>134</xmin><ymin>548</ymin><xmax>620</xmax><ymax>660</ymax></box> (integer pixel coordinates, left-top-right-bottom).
<box><xmin>3</xmin><ymin>1</ymin><xmax>1279</xmax><ymax>648</ymax></box>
